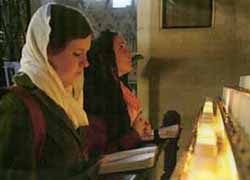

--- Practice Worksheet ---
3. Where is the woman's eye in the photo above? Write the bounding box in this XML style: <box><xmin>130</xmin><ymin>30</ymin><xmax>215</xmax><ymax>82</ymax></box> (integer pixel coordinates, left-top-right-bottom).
<box><xmin>120</xmin><ymin>44</ymin><xmax>125</xmax><ymax>48</ymax></box>
<box><xmin>73</xmin><ymin>52</ymin><xmax>81</xmax><ymax>57</ymax></box>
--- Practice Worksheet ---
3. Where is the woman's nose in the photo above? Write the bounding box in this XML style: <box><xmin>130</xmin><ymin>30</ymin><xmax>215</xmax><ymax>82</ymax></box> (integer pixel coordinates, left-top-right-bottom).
<box><xmin>79</xmin><ymin>56</ymin><xmax>90</xmax><ymax>68</ymax></box>
<box><xmin>83</xmin><ymin>58</ymin><xmax>90</xmax><ymax>68</ymax></box>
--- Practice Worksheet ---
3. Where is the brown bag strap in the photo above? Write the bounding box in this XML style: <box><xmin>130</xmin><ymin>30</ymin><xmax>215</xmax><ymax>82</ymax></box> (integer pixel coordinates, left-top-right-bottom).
<box><xmin>10</xmin><ymin>86</ymin><xmax>46</xmax><ymax>161</ymax></box>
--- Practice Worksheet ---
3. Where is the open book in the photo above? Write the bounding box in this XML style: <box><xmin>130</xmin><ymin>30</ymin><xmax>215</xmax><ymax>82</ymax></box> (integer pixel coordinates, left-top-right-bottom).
<box><xmin>99</xmin><ymin>146</ymin><xmax>158</xmax><ymax>174</ymax></box>
<box><xmin>141</xmin><ymin>124</ymin><xmax>180</xmax><ymax>141</ymax></box>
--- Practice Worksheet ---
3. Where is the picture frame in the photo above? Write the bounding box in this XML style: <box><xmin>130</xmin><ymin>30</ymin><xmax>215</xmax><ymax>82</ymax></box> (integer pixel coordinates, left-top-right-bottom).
<box><xmin>162</xmin><ymin>0</ymin><xmax>213</xmax><ymax>29</ymax></box>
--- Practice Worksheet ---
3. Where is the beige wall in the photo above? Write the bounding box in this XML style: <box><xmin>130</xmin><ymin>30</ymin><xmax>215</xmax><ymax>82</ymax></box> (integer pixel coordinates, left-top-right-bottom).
<box><xmin>137</xmin><ymin>0</ymin><xmax>250</xmax><ymax>148</ymax></box>
<box><xmin>137</xmin><ymin>0</ymin><xmax>152</xmax><ymax>121</ymax></box>
<box><xmin>236</xmin><ymin>0</ymin><xmax>250</xmax><ymax>75</ymax></box>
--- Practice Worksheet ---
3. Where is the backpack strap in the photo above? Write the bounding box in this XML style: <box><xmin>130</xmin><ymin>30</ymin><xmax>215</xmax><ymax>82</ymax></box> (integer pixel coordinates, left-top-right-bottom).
<box><xmin>9</xmin><ymin>86</ymin><xmax>46</xmax><ymax>162</ymax></box>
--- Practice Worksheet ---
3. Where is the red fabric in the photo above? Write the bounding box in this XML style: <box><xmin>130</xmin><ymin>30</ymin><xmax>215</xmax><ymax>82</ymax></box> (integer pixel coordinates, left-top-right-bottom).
<box><xmin>85</xmin><ymin>114</ymin><xmax>107</xmax><ymax>154</ymax></box>
<box><xmin>105</xmin><ymin>129</ymin><xmax>141</xmax><ymax>153</ymax></box>
<box><xmin>85</xmin><ymin>114</ymin><xmax>141</xmax><ymax>154</ymax></box>
<box><xmin>119</xmin><ymin>130</ymin><xmax>141</xmax><ymax>150</ymax></box>
<box><xmin>10</xmin><ymin>86</ymin><xmax>46</xmax><ymax>161</ymax></box>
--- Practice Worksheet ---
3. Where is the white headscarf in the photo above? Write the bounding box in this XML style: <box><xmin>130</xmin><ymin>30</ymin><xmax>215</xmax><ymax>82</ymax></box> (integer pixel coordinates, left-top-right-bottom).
<box><xmin>19</xmin><ymin>3</ymin><xmax>89</xmax><ymax>128</ymax></box>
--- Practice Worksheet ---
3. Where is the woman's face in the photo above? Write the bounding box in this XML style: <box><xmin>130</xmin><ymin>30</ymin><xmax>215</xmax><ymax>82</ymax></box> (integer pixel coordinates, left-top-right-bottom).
<box><xmin>48</xmin><ymin>35</ymin><xmax>92</xmax><ymax>88</ymax></box>
<box><xmin>113</xmin><ymin>35</ymin><xmax>132</xmax><ymax>77</ymax></box>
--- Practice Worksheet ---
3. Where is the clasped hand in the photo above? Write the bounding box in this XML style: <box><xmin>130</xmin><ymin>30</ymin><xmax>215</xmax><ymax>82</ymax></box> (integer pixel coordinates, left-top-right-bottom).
<box><xmin>132</xmin><ymin>113</ymin><xmax>152</xmax><ymax>138</ymax></box>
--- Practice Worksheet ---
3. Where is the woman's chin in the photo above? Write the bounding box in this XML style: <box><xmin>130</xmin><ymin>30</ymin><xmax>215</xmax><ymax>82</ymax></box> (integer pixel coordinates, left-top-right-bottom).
<box><xmin>75</xmin><ymin>71</ymin><xmax>83</xmax><ymax>79</ymax></box>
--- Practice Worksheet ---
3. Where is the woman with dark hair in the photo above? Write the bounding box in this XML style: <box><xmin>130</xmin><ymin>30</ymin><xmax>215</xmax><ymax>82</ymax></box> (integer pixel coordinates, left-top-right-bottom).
<box><xmin>85</xmin><ymin>30</ymin><xmax>181</xmax><ymax>179</ymax></box>
<box><xmin>84</xmin><ymin>30</ymin><xmax>151</xmax><ymax>154</ymax></box>
<box><xmin>0</xmin><ymin>3</ymin><xmax>95</xmax><ymax>180</ymax></box>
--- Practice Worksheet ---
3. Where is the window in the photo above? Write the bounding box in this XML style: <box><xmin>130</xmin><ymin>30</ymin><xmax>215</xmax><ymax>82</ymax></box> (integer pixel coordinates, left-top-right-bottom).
<box><xmin>113</xmin><ymin>0</ymin><xmax>131</xmax><ymax>8</ymax></box>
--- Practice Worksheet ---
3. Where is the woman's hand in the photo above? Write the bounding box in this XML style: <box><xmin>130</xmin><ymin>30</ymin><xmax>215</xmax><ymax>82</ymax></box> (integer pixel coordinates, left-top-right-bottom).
<box><xmin>143</xmin><ymin>120</ymin><xmax>152</xmax><ymax>137</ymax></box>
<box><xmin>132</xmin><ymin>113</ymin><xmax>152</xmax><ymax>138</ymax></box>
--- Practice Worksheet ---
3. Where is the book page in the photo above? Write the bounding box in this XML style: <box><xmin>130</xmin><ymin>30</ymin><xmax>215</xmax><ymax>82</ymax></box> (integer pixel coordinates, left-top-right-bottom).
<box><xmin>99</xmin><ymin>146</ymin><xmax>158</xmax><ymax>174</ymax></box>
<box><xmin>101</xmin><ymin>146</ymin><xmax>157</xmax><ymax>163</ymax></box>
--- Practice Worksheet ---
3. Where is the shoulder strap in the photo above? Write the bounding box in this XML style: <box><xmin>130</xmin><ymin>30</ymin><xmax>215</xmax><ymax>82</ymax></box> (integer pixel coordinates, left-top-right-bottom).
<box><xmin>10</xmin><ymin>86</ymin><xmax>46</xmax><ymax>161</ymax></box>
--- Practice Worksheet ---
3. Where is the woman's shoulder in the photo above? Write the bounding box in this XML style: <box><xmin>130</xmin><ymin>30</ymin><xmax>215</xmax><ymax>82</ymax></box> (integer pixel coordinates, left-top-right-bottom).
<box><xmin>0</xmin><ymin>89</ymin><xmax>31</xmax><ymax>134</ymax></box>
<box><xmin>0</xmin><ymin>89</ymin><xmax>29</xmax><ymax>115</ymax></box>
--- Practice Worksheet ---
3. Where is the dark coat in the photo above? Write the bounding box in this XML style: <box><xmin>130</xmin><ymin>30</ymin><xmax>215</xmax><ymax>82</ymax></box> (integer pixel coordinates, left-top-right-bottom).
<box><xmin>0</xmin><ymin>73</ymin><xmax>95</xmax><ymax>180</ymax></box>
<box><xmin>84</xmin><ymin>65</ymin><xmax>141</xmax><ymax>154</ymax></box>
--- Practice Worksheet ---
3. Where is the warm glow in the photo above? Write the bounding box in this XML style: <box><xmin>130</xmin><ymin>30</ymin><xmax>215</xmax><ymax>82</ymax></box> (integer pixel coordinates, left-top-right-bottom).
<box><xmin>203</xmin><ymin>100</ymin><xmax>213</xmax><ymax>114</ymax></box>
<box><xmin>171</xmin><ymin>100</ymin><xmax>239</xmax><ymax>180</ymax></box>
<box><xmin>196</xmin><ymin>125</ymin><xmax>216</xmax><ymax>146</ymax></box>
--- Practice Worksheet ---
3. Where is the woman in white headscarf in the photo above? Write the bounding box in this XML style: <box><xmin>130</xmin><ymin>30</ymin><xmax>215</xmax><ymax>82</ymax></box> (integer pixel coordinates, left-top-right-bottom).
<box><xmin>0</xmin><ymin>3</ymin><xmax>95</xmax><ymax>180</ymax></box>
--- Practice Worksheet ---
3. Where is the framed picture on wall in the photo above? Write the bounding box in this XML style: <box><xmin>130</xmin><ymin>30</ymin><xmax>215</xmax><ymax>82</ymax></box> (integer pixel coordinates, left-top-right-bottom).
<box><xmin>162</xmin><ymin>0</ymin><xmax>213</xmax><ymax>28</ymax></box>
